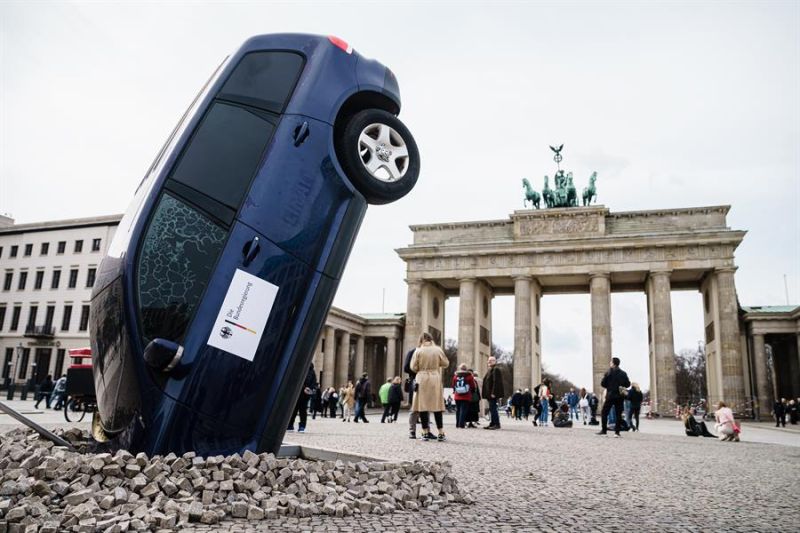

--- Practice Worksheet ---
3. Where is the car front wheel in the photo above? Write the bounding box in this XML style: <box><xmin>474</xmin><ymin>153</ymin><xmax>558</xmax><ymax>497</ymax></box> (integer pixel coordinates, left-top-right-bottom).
<box><xmin>338</xmin><ymin>109</ymin><xmax>420</xmax><ymax>205</ymax></box>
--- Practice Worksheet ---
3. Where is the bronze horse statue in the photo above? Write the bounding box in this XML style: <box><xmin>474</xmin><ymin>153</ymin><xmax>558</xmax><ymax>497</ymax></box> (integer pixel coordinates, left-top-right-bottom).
<box><xmin>522</xmin><ymin>178</ymin><xmax>541</xmax><ymax>209</ymax></box>
<box><xmin>566</xmin><ymin>173</ymin><xmax>578</xmax><ymax>207</ymax></box>
<box><xmin>542</xmin><ymin>175</ymin><xmax>555</xmax><ymax>208</ymax></box>
<box><xmin>582</xmin><ymin>171</ymin><xmax>597</xmax><ymax>206</ymax></box>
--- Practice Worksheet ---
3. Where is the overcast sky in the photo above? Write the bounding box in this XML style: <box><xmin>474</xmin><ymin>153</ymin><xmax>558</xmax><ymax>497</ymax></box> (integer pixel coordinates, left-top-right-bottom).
<box><xmin>1</xmin><ymin>1</ymin><xmax>798</xmax><ymax>390</ymax></box>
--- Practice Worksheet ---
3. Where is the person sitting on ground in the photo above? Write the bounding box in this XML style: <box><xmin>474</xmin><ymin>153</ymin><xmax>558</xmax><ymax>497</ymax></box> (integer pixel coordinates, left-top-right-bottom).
<box><xmin>553</xmin><ymin>403</ymin><xmax>573</xmax><ymax>428</ymax></box>
<box><xmin>681</xmin><ymin>406</ymin><xmax>715</xmax><ymax>438</ymax></box>
<box><xmin>714</xmin><ymin>401</ymin><xmax>739</xmax><ymax>442</ymax></box>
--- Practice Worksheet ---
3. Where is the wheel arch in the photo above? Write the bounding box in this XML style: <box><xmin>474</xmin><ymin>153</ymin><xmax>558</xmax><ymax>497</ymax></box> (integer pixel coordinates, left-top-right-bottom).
<box><xmin>333</xmin><ymin>90</ymin><xmax>400</xmax><ymax>142</ymax></box>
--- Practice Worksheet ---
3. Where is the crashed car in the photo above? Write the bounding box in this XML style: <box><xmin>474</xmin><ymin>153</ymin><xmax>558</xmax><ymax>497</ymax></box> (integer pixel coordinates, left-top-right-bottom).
<box><xmin>90</xmin><ymin>34</ymin><xmax>419</xmax><ymax>456</ymax></box>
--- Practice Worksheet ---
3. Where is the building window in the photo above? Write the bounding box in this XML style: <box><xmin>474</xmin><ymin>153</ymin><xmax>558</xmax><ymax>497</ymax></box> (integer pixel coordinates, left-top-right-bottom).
<box><xmin>0</xmin><ymin>306</ymin><xmax>6</xmax><ymax>331</ymax></box>
<box><xmin>78</xmin><ymin>305</ymin><xmax>90</xmax><ymax>331</ymax></box>
<box><xmin>40</xmin><ymin>242</ymin><xmax>49</xmax><ymax>255</ymax></box>
<box><xmin>18</xmin><ymin>271</ymin><xmax>28</xmax><ymax>291</ymax></box>
<box><xmin>27</xmin><ymin>306</ymin><xmax>38</xmax><ymax>329</ymax></box>
<box><xmin>34</xmin><ymin>271</ymin><xmax>44</xmax><ymax>290</ymax></box>
<box><xmin>44</xmin><ymin>306</ymin><xmax>55</xmax><ymax>330</ymax></box>
<box><xmin>3</xmin><ymin>272</ymin><xmax>11</xmax><ymax>291</ymax></box>
<box><xmin>18</xmin><ymin>348</ymin><xmax>30</xmax><ymax>380</ymax></box>
<box><xmin>92</xmin><ymin>238</ymin><xmax>101</xmax><ymax>252</ymax></box>
<box><xmin>68</xmin><ymin>269</ymin><xmax>78</xmax><ymax>289</ymax></box>
<box><xmin>61</xmin><ymin>305</ymin><xmax>72</xmax><ymax>331</ymax></box>
<box><xmin>54</xmin><ymin>349</ymin><xmax>66</xmax><ymax>378</ymax></box>
<box><xmin>10</xmin><ymin>306</ymin><xmax>21</xmax><ymax>330</ymax></box>
<box><xmin>74</xmin><ymin>240</ymin><xmax>83</xmax><ymax>253</ymax></box>
<box><xmin>24</xmin><ymin>244</ymin><xmax>32</xmax><ymax>256</ymax></box>
<box><xmin>51</xmin><ymin>270</ymin><xmax>61</xmax><ymax>289</ymax></box>
<box><xmin>2</xmin><ymin>348</ymin><xmax>12</xmax><ymax>379</ymax></box>
<box><xmin>86</xmin><ymin>268</ymin><xmax>96</xmax><ymax>288</ymax></box>
<box><xmin>10</xmin><ymin>245</ymin><xmax>18</xmax><ymax>258</ymax></box>
<box><xmin>57</xmin><ymin>241</ymin><xmax>66</xmax><ymax>254</ymax></box>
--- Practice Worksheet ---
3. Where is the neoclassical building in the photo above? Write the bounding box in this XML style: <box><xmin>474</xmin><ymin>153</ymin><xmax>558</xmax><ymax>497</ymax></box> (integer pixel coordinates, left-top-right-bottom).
<box><xmin>395</xmin><ymin>205</ymin><xmax>798</xmax><ymax>416</ymax></box>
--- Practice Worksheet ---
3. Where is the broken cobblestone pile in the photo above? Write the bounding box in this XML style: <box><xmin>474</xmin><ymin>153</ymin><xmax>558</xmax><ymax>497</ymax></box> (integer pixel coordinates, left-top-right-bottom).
<box><xmin>0</xmin><ymin>428</ymin><xmax>471</xmax><ymax>532</ymax></box>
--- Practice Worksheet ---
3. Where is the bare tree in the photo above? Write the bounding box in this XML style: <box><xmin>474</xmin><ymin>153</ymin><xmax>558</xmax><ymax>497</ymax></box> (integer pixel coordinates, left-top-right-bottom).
<box><xmin>674</xmin><ymin>343</ymin><xmax>707</xmax><ymax>404</ymax></box>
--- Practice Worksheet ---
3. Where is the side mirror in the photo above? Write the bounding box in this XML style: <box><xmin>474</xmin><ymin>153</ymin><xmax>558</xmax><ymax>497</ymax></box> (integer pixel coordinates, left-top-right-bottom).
<box><xmin>143</xmin><ymin>339</ymin><xmax>183</xmax><ymax>372</ymax></box>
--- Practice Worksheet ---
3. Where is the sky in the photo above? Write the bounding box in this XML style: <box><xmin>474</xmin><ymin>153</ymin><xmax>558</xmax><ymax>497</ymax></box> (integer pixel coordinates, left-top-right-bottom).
<box><xmin>1</xmin><ymin>1</ymin><xmax>798</xmax><ymax>390</ymax></box>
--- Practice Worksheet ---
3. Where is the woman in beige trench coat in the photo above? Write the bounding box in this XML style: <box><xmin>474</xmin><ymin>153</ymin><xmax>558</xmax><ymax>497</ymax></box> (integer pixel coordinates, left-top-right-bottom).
<box><xmin>410</xmin><ymin>332</ymin><xmax>449</xmax><ymax>441</ymax></box>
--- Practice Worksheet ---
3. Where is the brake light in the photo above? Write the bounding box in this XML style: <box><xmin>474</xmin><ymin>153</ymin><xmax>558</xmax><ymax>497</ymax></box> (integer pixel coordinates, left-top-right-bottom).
<box><xmin>328</xmin><ymin>35</ymin><xmax>353</xmax><ymax>54</ymax></box>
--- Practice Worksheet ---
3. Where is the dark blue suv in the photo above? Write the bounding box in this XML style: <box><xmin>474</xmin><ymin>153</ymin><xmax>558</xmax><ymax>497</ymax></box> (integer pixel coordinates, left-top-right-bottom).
<box><xmin>89</xmin><ymin>34</ymin><xmax>419</xmax><ymax>456</ymax></box>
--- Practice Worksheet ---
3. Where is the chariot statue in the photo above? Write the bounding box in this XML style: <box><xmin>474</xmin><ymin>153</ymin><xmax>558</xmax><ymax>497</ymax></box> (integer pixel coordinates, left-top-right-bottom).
<box><xmin>523</xmin><ymin>145</ymin><xmax>599</xmax><ymax>209</ymax></box>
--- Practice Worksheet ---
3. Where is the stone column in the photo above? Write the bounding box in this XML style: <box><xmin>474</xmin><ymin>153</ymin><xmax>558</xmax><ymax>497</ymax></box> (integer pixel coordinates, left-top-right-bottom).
<box><xmin>336</xmin><ymin>331</ymin><xmax>351</xmax><ymax>388</ymax></box>
<box><xmin>590</xmin><ymin>273</ymin><xmax>612</xmax><ymax>397</ymax></box>
<box><xmin>386</xmin><ymin>336</ymin><xmax>397</xmax><ymax>380</ymax></box>
<box><xmin>312</xmin><ymin>335</ymin><xmax>324</xmax><ymax>377</ymax></box>
<box><xmin>513</xmin><ymin>276</ymin><xmax>533</xmax><ymax>391</ymax></box>
<box><xmin>458</xmin><ymin>278</ymin><xmax>477</xmax><ymax>370</ymax></box>
<box><xmin>403</xmin><ymin>280</ymin><xmax>423</xmax><ymax>355</ymax></box>
<box><xmin>752</xmin><ymin>334</ymin><xmax>772</xmax><ymax>418</ymax></box>
<box><xmin>354</xmin><ymin>336</ymin><xmax>365</xmax><ymax>378</ymax></box>
<box><xmin>715</xmin><ymin>267</ymin><xmax>746</xmax><ymax>410</ymax></box>
<box><xmin>322</xmin><ymin>327</ymin><xmax>336</xmax><ymax>389</ymax></box>
<box><xmin>648</xmin><ymin>270</ymin><xmax>677</xmax><ymax>415</ymax></box>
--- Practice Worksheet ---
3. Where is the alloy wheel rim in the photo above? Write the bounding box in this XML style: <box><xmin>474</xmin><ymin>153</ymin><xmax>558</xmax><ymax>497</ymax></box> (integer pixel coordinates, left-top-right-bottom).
<box><xmin>357</xmin><ymin>123</ymin><xmax>409</xmax><ymax>182</ymax></box>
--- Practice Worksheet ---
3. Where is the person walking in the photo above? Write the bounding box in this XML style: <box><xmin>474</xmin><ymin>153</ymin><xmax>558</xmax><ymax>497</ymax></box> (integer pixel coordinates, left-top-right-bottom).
<box><xmin>388</xmin><ymin>377</ymin><xmax>403</xmax><ymax>422</ymax></box>
<box><xmin>379</xmin><ymin>378</ymin><xmax>392</xmax><ymax>423</ymax></box>
<box><xmin>410</xmin><ymin>332</ymin><xmax>449</xmax><ymax>441</ymax></box>
<box><xmin>287</xmin><ymin>363</ymin><xmax>318</xmax><ymax>432</ymax></box>
<box><xmin>311</xmin><ymin>386</ymin><xmax>322</xmax><ymax>419</ymax></box>
<box><xmin>521</xmin><ymin>389</ymin><xmax>533</xmax><ymax>420</ymax></box>
<box><xmin>627</xmin><ymin>382</ymin><xmax>643</xmax><ymax>431</ymax></box>
<box><xmin>354</xmin><ymin>374</ymin><xmax>371</xmax><ymax>423</ymax></box>
<box><xmin>320</xmin><ymin>388</ymin><xmax>330</xmax><ymax>418</ymax></box>
<box><xmin>596</xmin><ymin>357</ymin><xmax>631</xmax><ymax>437</ymax></box>
<box><xmin>327</xmin><ymin>387</ymin><xmax>339</xmax><ymax>418</ymax></box>
<box><xmin>483</xmin><ymin>356</ymin><xmax>505</xmax><ymax>430</ymax></box>
<box><xmin>788</xmin><ymin>399</ymin><xmax>798</xmax><ymax>425</ymax></box>
<box><xmin>579</xmin><ymin>393</ymin><xmax>590</xmax><ymax>425</ymax></box>
<box><xmin>511</xmin><ymin>389</ymin><xmax>523</xmax><ymax>420</ymax></box>
<box><xmin>588</xmin><ymin>392</ymin><xmax>600</xmax><ymax>425</ymax></box>
<box><xmin>50</xmin><ymin>374</ymin><xmax>67</xmax><ymax>410</ymax></box>
<box><xmin>34</xmin><ymin>375</ymin><xmax>54</xmax><ymax>410</ymax></box>
<box><xmin>452</xmin><ymin>363</ymin><xmax>477</xmax><ymax>429</ymax></box>
<box><xmin>774</xmin><ymin>398</ymin><xmax>787</xmax><ymax>428</ymax></box>
<box><xmin>537</xmin><ymin>378</ymin><xmax>552</xmax><ymax>427</ymax></box>
<box><xmin>342</xmin><ymin>381</ymin><xmax>355</xmax><ymax>422</ymax></box>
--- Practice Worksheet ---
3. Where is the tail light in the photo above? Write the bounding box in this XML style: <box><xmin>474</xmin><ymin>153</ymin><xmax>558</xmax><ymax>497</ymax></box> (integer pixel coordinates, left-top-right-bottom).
<box><xmin>328</xmin><ymin>35</ymin><xmax>353</xmax><ymax>54</ymax></box>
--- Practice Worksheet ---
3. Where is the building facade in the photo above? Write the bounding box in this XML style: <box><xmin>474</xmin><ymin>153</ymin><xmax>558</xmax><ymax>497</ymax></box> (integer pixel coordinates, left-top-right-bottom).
<box><xmin>0</xmin><ymin>214</ymin><xmax>120</xmax><ymax>386</ymax></box>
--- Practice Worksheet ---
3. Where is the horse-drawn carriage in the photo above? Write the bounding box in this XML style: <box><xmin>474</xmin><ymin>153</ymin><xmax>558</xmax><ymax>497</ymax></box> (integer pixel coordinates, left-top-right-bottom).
<box><xmin>64</xmin><ymin>347</ymin><xmax>96</xmax><ymax>422</ymax></box>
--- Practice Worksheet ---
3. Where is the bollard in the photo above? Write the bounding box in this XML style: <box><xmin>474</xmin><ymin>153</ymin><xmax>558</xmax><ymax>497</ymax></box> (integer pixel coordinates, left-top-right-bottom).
<box><xmin>20</xmin><ymin>383</ymin><xmax>29</xmax><ymax>401</ymax></box>
<box><xmin>6</xmin><ymin>384</ymin><xmax>15</xmax><ymax>401</ymax></box>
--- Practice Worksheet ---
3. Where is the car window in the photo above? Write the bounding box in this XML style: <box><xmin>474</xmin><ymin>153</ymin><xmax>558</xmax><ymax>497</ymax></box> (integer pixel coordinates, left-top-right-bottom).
<box><xmin>170</xmin><ymin>102</ymin><xmax>276</xmax><ymax>212</ymax></box>
<box><xmin>218</xmin><ymin>51</ymin><xmax>304</xmax><ymax>114</ymax></box>
<box><xmin>137</xmin><ymin>193</ymin><xmax>227</xmax><ymax>344</ymax></box>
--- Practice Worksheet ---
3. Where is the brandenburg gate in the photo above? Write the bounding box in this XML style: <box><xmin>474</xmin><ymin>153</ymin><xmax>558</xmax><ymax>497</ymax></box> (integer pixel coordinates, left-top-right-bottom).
<box><xmin>396</xmin><ymin>204</ymin><xmax>748</xmax><ymax>414</ymax></box>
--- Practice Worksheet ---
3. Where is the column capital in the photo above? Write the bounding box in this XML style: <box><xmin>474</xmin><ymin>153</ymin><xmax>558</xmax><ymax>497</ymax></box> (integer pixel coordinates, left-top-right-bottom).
<box><xmin>589</xmin><ymin>272</ymin><xmax>610</xmax><ymax>280</ymax></box>
<box><xmin>404</xmin><ymin>279</ymin><xmax>424</xmax><ymax>286</ymax></box>
<box><xmin>714</xmin><ymin>266</ymin><xmax>738</xmax><ymax>274</ymax></box>
<box><xmin>512</xmin><ymin>274</ymin><xmax>532</xmax><ymax>282</ymax></box>
<box><xmin>649</xmin><ymin>268</ymin><xmax>673</xmax><ymax>277</ymax></box>
<box><xmin>458</xmin><ymin>277</ymin><xmax>477</xmax><ymax>284</ymax></box>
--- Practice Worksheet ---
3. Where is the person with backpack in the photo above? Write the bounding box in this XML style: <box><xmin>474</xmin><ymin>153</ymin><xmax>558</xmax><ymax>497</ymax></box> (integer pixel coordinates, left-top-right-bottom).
<box><xmin>597</xmin><ymin>357</ymin><xmax>631</xmax><ymax>437</ymax></box>
<box><xmin>353</xmin><ymin>374</ymin><xmax>371</xmax><ymax>423</ymax></box>
<box><xmin>452</xmin><ymin>363</ymin><xmax>477</xmax><ymax>429</ymax></box>
<box><xmin>521</xmin><ymin>389</ymin><xmax>533</xmax><ymax>420</ymax></box>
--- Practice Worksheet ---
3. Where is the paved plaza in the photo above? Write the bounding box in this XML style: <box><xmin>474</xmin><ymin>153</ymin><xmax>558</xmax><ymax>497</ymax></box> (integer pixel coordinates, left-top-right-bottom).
<box><xmin>3</xmin><ymin>400</ymin><xmax>800</xmax><ymax>532</ymax></box>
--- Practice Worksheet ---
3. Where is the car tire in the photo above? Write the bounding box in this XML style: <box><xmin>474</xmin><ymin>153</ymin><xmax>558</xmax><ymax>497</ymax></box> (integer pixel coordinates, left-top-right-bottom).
<box><xmin>337</xmin><ymin>109</ymin><xmax>420</xmax><ymax>205</ymax></box>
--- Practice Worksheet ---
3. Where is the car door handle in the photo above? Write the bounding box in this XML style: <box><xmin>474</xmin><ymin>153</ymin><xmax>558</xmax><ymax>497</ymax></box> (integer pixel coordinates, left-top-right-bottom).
<box><xmin>242</xmin><ymin>236</ymin><xmax>260</xmax><ymax>266</ymax></box>
<box><xmin>293</xmin><ymin>121</ymin><xmax>310</xmax><ymax>146</ymax></box>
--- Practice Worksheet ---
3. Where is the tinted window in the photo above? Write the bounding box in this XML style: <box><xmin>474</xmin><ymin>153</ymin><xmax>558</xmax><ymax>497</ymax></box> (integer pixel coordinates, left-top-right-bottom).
<box><xmin>219</xmin><ymin>51</ymin><xmax>303</xmax><ymax>113</ymax></box>
<box><xmin>137</xmin><ymin>194</ymin><xmax>227</xmax><ymax>344</ymax></box>
<box><xmin>171</xmin><ymin>102</ymin><xmax>276</xmax><ymax>211</ymax></box>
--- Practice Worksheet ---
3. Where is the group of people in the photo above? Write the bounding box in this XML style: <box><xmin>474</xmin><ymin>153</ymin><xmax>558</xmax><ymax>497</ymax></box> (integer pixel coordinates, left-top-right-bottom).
<box><xmin>773</xmin><ymin>397</ymin><xmax>800</xmax><ymax>427</ymax></box>
<box><xmin>33</xmin><ymin>373</ymin><xmax>68</xmax><ymax>410</ymax></box>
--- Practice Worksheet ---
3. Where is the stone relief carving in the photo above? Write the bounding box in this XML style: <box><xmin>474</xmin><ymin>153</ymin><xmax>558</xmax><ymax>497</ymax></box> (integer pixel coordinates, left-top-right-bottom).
<box><xmin>517</xmin><ymin>214</ymin><xmax>600</xmax><ymax>237</ymax></box>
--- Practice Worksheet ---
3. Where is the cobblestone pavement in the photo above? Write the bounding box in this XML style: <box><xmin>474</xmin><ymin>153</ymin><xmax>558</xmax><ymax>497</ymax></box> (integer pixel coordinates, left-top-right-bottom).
<box><xmin>202</xmin><ymin>413</ymin><xmax>800</xmax><ymax>533</ymax></box>
<box><xmin>3</xmin><ymin>402</ymin><xmax>800</xmax><ymax>532</ymax></box>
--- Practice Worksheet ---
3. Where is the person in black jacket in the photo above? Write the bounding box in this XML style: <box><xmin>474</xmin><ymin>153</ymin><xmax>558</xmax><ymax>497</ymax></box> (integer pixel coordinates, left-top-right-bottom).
<box><xmin>597</xmin><ymin>357</ymin><xmax>631</xmax><ymax>437</ymax></box>
<box><xmin>388</xmin><ymin>377</ymin><xmax>403</xmax><ymax>422</ymax></box>
<box><xmin>774</xmin><ymin>398</ymin><xmax>787</xmax><ymax>427</ymax></box>
<box><xmin>288</xmin><ymin>363</ymin><xmax>318</xmax><ymax>433</ymax></box>
<box><xmin>404</xmin><ymin>345</ymin><xmax>420</xmax><ymax>438</ymax></box>
<box><xmin>482</xmin><ymin>356</ymin><xmax>505</xmax><ymax>430</ymax></box>
<box><xmin>627</xmin><ymin>383</ymin><xmax>644</xmax><ymax>432</ymax></box>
